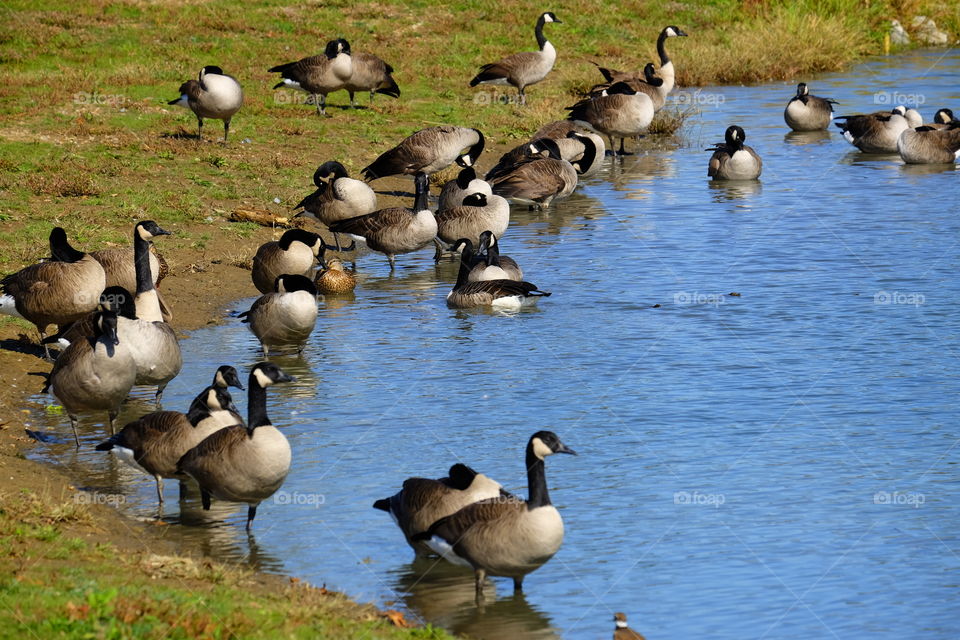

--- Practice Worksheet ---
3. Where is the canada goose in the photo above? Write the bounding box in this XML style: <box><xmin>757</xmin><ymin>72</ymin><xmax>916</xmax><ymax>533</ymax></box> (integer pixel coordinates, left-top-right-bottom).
<box><xmin>438</xmin><ymin>166</ymin><xmax>493</xmax><ymax>211</ymax></box>
<box><xmin>251</xmin><ymin>229</ymin><xmax>326</xmax><ymax>294</ymax></box>
<box><xmin>95</xmin><ymin>375</ymin><xmax>242</xmax><ymax>504</ymax></box>
<box><xmin>613</xmin><ymin>613</ymin><xmax>647</xmax><ymax>640</ymax></box>
<box><xmin>594</xmin><ymin>25</ymin><xmax>688</xmax><ymax>96</ymax></box>
<box><xmin>45</xmin><ymin>285</ymin><xmax>136</xmax><ymax>350</ymax></box>
<box><xmin>124</xmin><ymin>221</ymin><xmax>182</xmax><ymax>405</ymax></box>
<box><xmin>567</xmin><ymin>82</ymin><xmax>654</xmax><ymax>156</ymax></box>
<box><xmin>474</xmin><ymin>230</ymin><xmax>523</xmax><ymax>282</ymax></box>
<box><xmin>361</xmin><ymin>126</ymin><xmax>485</xmax><ymax>182</ymax></box>
<box><xmin>269</xmin><ymin>38</ymin><xmax>352</xmax><ymax>116</ymax></box>
<box><xmin>433</xmin><ymin>192</ymin><xmax>510</xmax><ymax>261</ymax></box>
<box><xmin>329</xmin><ymin>173</ymin><xmax>437</xmax><ymax>270</ymax></box>
<box><xmin>898</xmin><ymin>121</ymin><xmax>960</xmax><ymax>164</ymax></box>
<box><xmin>0</xmin><ymin>227</ymin><xmax>106</xmax><ymax>359</ymax></box>
<box><xmin>177</xmin><ymin>362</ymin><xmax>295</xmax><ymax>531</ymax></box>
<box><xmin>89</xmin><ymin>240</ymin><xmax>172</xmax><ymax>323</ymax></box>
<box><xmin>707</xmin><ymin>125</ymin><xmax>762</xmax><ymax>180</ymax></box>
<box><xmin>926</xmin><ymin>108</ymin><xmax>955</xmax><ymax>129</ymax></box>
<box><xmin>343</xmin><ymin>51</ymin><xmax>400</xmax><ymax>107</ymax></box>
<box><xmin>314</xmin><ymin>258</ymin><xmax>357</xmax><ymax>295</ymax></box>
<box><xmin>528</xmin><ymin>122</ymin><xmax>607</xmax><ymax>175</ymax></box>
<box><xmin>240</xmin><ymin>274</ymin><xmax>318</xmax><ymax>356</ymax></box>
<box><xmin>446</xmin><ymin>239</ymin><xmax>549</xmax><ymax>310</ymax></box>
<box><xmin>294</xmin><ymin>161</ymin><xmax>375</xmax><ymax>250</ymax></box>
<box><xmin>490</xmin><ymin>138</ymin><xmax>582</xmax><ymax>208</ymax></box>
<box><xmin>374</xmin><ymin>463</ymin><xmax>504</xmax><ymax>557</ymax></box>
<box><xmin>47</xmin><ymin>309</ymin><xmax>137</xmax><ymax>447</ymax></box>
<box><xmin>835</xmin><ymin>106</ymin><xmax>913</xmax><ymax>153</ymax></box>
<box><xmin>784</xmin><ymin>82</ymin><xmax>837</xmax><ymax>131</ymax></box>
<box><xmin>413</xmin><ymin>431</ymin><xmax>576</xmax><ymax>601</ymax></box>
<box><xmin>469</xmin><ymin>12</ymin><xmax>562</xmax><ymax>105</ymax></box>
<box><xmin>591</xmin><ymin>63</ymin><xmax>665</xmax><ymax>111</ymax></box>
<box><xmin>168</xmin><ymin>65</ymin><xmax>243</xmax><ymax>141</ymax></box>
<box><xmin>186</xmin><ymin>365</ymin><xmax>246</xmax><ymax>430</ymax></box>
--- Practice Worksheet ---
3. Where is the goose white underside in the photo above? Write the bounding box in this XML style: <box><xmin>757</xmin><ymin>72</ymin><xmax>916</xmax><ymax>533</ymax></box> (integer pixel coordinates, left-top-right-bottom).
<box><xmin>477</xmin><ymin>77</ymin><xmax>512</xmax><ymax>86</ymax></box>
<box><xmin>280</xmin><ymin>79</ymin><xmax>306</xmax><ymax>92</ymax></box>
<box><xmin>843</xmin><ymin>130</ymin><xmax>855</xmax><ymax>145</ymax></box>
<box><xmin>112</xmin><ymin>446</ymin><xmax>151</xmax><ymax>476</ymax></box>
<box><xmin>170</xmin><ymin>94</ymin><xmax>190</xmax><ymax>109</ymax></box>
<box><xmin>425</xmin><ymin>535</ymin><xmax>473</xmax><ymax>567</ymax></box>
<box><xmin>0</xmin><ymin>295</ymin><xmax>23</xmax><ymax>318</ymax></box>
<box><xmin>491</xmin><ymin>295</ymin><xmax>538</xmax><ymax>310</ymax></box>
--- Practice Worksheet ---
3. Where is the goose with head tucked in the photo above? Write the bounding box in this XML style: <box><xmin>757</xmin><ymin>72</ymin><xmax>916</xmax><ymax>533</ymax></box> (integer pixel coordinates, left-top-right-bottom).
<box><xmin>490</xmin><ymin>138</ymin><xmax>585</xmax><ymax>208</ymax></box>
<box><xmin>374</xmin><ymin>463</ymin><xmax>504</xmax><ymax>558</ymax></box>
<box><xmin>177</xmin><ymin>362</ymin><xmax>295</xmax><ymax>531</ymax></box>
<box><xmin>295</xmin><ymin>160</ymin><xmax>375</xmax><ymax>250</ymax></box>
<box><xmin>95</xmin><ymin>368</ymin><xmax>243</xmax><ymax>504</ymax></box>
<box><xmin>269</xmin><ymin>38</ymin><xmax>352</xmax><ymax>116</ymax></box>
<box><xmin>438</xmin><ymin>166</ymin><xmax>493</xmax><ymax>212</ymax></box>
<box><xmin>46</xmin><ymin>309</ymin><xmax>137</xmax><ymax>447</ymax></box>
<box><xmin>898</xmin><ymin>120</ymin><xmax>960</xmax><ymax>164</ymax></box>
<box><xmin>784</xmin><ymin>82</ymin><xmax>837</xmax><ymax>131</ymax></box>
<box><xmin>469</xmin><ymin>12</ymin><xmax>562</xmax><ymax>105</ymax></box>
<box><xmin>251</xmin><ymin>229</ymin><xmax>327</xmax><ymax>294</ymax></box>
<box><xmin>168</xmin><ymin>65</ymin><xmax>243</xmax><ymax>141</ymax></box>
<box><xmin>433</xmin><ymin>191</ymin><xmax>510</xmax><ymax>261</ymax></box>
<box><xmin>343</xmin><ymin>51</ymin><xmax>401</xmax><ymax>107</ymax></box>
<box><xmin>240</xmin><ymin>274</ymin><xmax>318</xmax><ymax>356</ymax></box>
<box><xmin>707</xmin><ymin>125</ymin><xmax>762</xmax><ymax>180</ymax></box>
<box><xmin>413</xmin><ymin>431</ymin><xmax>576</xmax><ymax>602</ymax></box>
<box><xmin>329</xmin><ymin>173</ymin><xmax>437</xmax><ymax>270</ymax></box>
<box><xmin>0</xmin><ymin>227</ymin><xmax>106</xmax><ymax>359</ymax></box>
<box><xmin>835</xmin><ymin>106</ymin><xmax>914</xmax><ymax>153</ymax></box>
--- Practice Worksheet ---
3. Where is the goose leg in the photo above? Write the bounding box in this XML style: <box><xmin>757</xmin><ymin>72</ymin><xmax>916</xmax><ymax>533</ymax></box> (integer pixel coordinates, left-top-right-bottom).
<box><xmin>474</xmin><ymin>568</ymin><xmax>487</xmax><ymax>603</ymax></box>
<box><xmin>108</xmin><ymin>410</ymin><xmax>119</xmax><ymax>435</ymax></box>
<box><xmin>154</xmin><ymin>475</ymin><xmax>164</xmax><ymax>504</ymax></box>
<box><xmin>154</xmin><ymin>383</ymin><xmax>167</xmax><ymax>408</ymax></box>
<box><xmin>618</xmin><ymin>138</ymin><xmax>634</xmax><ymax>156</ymax></box>
<box><xmin>513</xmin><ymin>577</ymin><xmax>524</xmax><ymax>593</ymax></box>
<box><xmin>69</xmin><ymin>415</ymin><xmax>81</xmax><ymax>449</ymax></box>
<box><xmin>518</xmin><ymin>87</ymin><xmax>526</xmax><ymax>106</ymax></box>
<box><xmin>433</xmin><ymin>238</ymin><xmax>447</xmax><ymax>263</ymax></box>
<box><xmin>387</xmin><ymin>254</ymin><xmax>396</xmax><ymax>271</ymax></box>
<box><xmin>178</xmin><ymin>480</ymin><xmax>188</xmax><ymax>500</ymax></box>
<box><xmin>313</xmin><ymin>94</ymin><xmax>322</xmax><ymax>115</ymax></box>
<box><xmin>197</xmin><ymin>117</ymin><xmax>203</xmax><ymax>141</ymax></box>
<box><xmin>605</xmin><ymin>135</ymin><xmax>617</xmax><ymax>157</ymax></box>
<box><xmin>223</xmin><ymin>118</ymin><xmax>231</xmax><ymax>143</ymax></box>
<box><xmin>369</xmin><ymin>89</ymin><xmax>376</xmax><ymax>103</ymax></box>
<box><xmin>201</xmin><ymin>489</ymin><xmax>211</xmax><ymax>510</ymax></box>
<box><xmin>246</xmin><ymin>504</ymin><xmax>258</xmax><ymax>531</ymax></box>
<box><xmin>349</xmin><ymin>91</ymin><xmax>357</xmax><ymax>108</ymax></box>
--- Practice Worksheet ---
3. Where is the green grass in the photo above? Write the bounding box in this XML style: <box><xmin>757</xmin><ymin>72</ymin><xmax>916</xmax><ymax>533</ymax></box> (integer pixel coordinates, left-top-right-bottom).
<box><xmin>0</xmin><ymin>489</ymin><xmax>453</xmax><ymax>639</ymax></box>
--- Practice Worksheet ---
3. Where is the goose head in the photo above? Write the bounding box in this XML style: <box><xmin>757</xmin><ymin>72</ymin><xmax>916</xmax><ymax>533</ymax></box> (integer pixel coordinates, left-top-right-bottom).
<box><xmin>213</xmin><ymin>365</ymin><xmax>244</xmax><ymax>390</ymax></box>
<box><xmin>136</xmin><ymin>220</ymin><xmax>172</xmax><ymax>242</ymax></box>
<box><xmin>323</xmin><ymin>39</ymin><xmax>342</xmax><ymax>59</ymax></box>
<box><xmin>643</xmin><ymin>62</ymin><xmax>664</xmax><ymax>87</ymax></box>
<box><xmin>316</xmin><ymin>160</ymin><xmax>349</xmax><ymax>182</ymax></box>
<box><xmin>456</xmin><ymin>129</ymin><xmax>486</xmax><ymax>168</ymax></box>
<box><xmin>461</xmin><ymin>192</ymin><xmax>488</xmax><ymax>208</ymax></box>
<box><xmin>94</xmin><ymin>310</ymin><xmax>121</xmax><ymax>347</ymax></box>
<box><xmin>933</xmin><ymin>108</ymin><xmax>954</xmax><ymax>125</ymax></box>
<box><xmin>529</xmin><ymin>430</ymin><xmax>577</xmax><ymax>460</ymax></box>
<box><xmin>275</xmin><ymin>273</ymin><xmax>319</xmax><ymax>296</ymax></box>
<box><xmin>250</xmin><ymin>361</ymin><xmax>295</xmax><ymax>390</ymax></box>
<box><xmin>724</xmin><ymin>125</ymin><xmax>746</xmax><ymax>148</ymax></box>
<box><xmin>98</xmin><ymin>286</ymin><xmax>136</xmax><ymax>319</ymax></box>
<box><xmin>795</xmin><ymin>82</ymin><xmax>809</xmax><ymax>97</ymax></box>
<box><xmin>606</xmin><ymin>81</ymin><xmax>638</xmax><ymax>96</ymax></box>
<box><xmin>540</xmin><ymin>11</ymin><xmax>562</xmax><ymax>24</ymax></box>
<box><xmin>337</xmin><ymin>38</ymin><xmax>351</xmax><ymax>55</ymax></box>
<box><xmin>206</xmin><ymin>385</ymin><xmax>241</xmax><ymax>416</ymax></box>
<box><xmin>455</xmin><ymin>166</ymin><xmax>478</xmax><ymax>188</ymax></box>
<box><xmin>531</xmin><ymin>137</ymin><xmax>563</xmax><ymax>160</ymax></box>
<box><xmin>663</xmin><ymin>25</ymin><xmax>688</xmax><ymax>38</ymax></box>
<box><xmin>200</xmin><ymin>65</ymin><xmax>225</xmax><ymax>80</ymax></box>
<box><xmin>278</xmin><ymin>229</ymin><xmax>325</xmax><ymax>258</ymax></box>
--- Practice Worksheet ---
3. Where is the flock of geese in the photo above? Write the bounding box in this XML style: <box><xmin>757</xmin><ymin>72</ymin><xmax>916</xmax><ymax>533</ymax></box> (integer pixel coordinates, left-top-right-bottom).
<box><xmin>0</xmin><ymin>12</ymin><xmax>957</xmax><ymax>632</ymax></box>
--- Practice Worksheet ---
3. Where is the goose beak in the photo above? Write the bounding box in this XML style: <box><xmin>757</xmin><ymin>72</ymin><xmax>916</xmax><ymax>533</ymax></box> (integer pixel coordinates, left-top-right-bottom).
<box><xmin>677</xmin><ymin>29</ymin><xmax>689</xmax><ymax>36</ymax></box>
<box><xmin>557</xmin><ymin>444</ymin><xmax>577</xmax><ymax>456</ymax></box>
<box><xmin>277</xmin><ymin>372</ymin><xmax>295</xmax><ymax>384</ymax></box>
<box><xmin>154</xmin><ymin>226</ymin><xmax>172</xmax><ymax>236</ymax></box>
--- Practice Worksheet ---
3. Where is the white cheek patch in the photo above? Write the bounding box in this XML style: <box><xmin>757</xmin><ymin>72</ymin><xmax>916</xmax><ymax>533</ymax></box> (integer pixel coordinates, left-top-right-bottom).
<box><xmin>544</xmin><ymin>14</ymin><xmax>554</xmax><ymax>22</ymax></box>
<box><xmin>253</xmin><ymin>368</ymin><xmax>273</xmax><ymax>388</ymax></box>
<box><xmin>531</xmin><ymin>437</ymin><xmax>554</xmax><ymax>459</ymax></box>
<box><xmin>460</xmin><ymin>154</ymin><xmax>473</xmax><ymax>167</ymax></box>
<box><xmin>214</xmin><ymin>371</ymin><xmax>226</xmax><ymax>387</ymax></box>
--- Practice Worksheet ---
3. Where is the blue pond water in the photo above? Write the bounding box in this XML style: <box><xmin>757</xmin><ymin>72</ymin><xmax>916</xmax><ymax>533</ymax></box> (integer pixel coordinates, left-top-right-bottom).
<box><xmin>29</xmin><ymin>48</ymin><xmax>960</xmax><ymax>639</ymax></box>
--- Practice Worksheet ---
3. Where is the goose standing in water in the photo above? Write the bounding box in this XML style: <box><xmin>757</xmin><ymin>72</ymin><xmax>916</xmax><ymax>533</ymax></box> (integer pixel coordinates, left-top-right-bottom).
<box><xmin>784</xmin><ymin>82</ymin><xmax>837</xmax><ymax>131</ymax></box>
<box><xmin>240</xmin><ymin>274</ymin><xmax>319</xmax><ymax>356</ymax></box>
<box><xmin>489</xmin><ymin>138</ymin><xmax>583</xmax><ymax>208</ymax></box>
<box><xmin>269</xmin><ymin>39</ymin><xmax>352</xmax><ymax>116</ymax></box>
<box><xmin>433</xmin><ymin>191</ymin><xmax>510</xmax><ymax>261</ymax></box>
<box><xmin>168</xmin><ymin>65</ymin><xmax>243</xmax><ymax>142</ymax></box>
<box><xmin>469</xmin><ymin>12</ymin><xmax>562</xmax><ymax>105</ymax></box>
<box><xmin>413</xmin><ymin>431</ymin><xmax>576</xmax><ymax>602</ymax></box>
<box><xmin>329</xmin><ymin>173</ymin><xmax>437</xmax><ymax>270</ymax></box>
<box><xmin>0</xmin><ymin>227</ymin><xmax>106</xmax><ymax>359</ymax></box>
<box><xmin>177</xmin><ymin>362</ymin><xmax>295</xmax><ymax>531</ymax></box>
<box><xmin>438</xmin><ymin>166</ymin><xmax>492</xmax><ymax>211</ymax></box>
<box><xmin>567</xmin><ymin>82</ymin><xmax>654</xmax><ymax>156</ymax></box>
<box><xmin>251</xmin><ymin>229</ymin><xmax>326</xmax><ymax>294</ymax></box>
<box><xmin>46</xmin><ymin>309</ymin><xmax>137</xmax><ymax>447</ymax></box>
<box><xmin>472</xmin><ymin>230</ymin><xmax>523</xmax><ymax>282</ymax></box>
<box><xmin>446</xmin><ymin>238</ymin><xmax>549</xmax><ymax>310</ymax></box>
<box><xmin>707</xmin><ymin>125</ymin><xmax>762</xmax><ymax>180</ymax></box>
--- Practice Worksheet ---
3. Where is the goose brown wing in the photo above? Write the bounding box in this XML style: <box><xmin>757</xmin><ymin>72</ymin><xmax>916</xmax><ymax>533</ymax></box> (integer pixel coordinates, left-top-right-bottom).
<box><xmin>455</xmin><ymin>279</ymin><xmax>545</xmax><ymax>298</ymax></box>
<box><xmin>177</xmin><ymin>425</ymin><xmax>249</xmax><ymax>471</ymax></box>
<box><xmin>328</xmin><ymin>207</ymin><xmax>411</xmax><ymax>237</ymax></box>
<box><xmin>421</xmin><ymin>496</ymin><xmax>526</xmax><ymax>543</ymax></box>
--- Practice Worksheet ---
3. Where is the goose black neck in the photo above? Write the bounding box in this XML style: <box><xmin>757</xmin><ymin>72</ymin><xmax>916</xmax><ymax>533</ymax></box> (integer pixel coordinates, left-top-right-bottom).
<box><xmin>247</xmin><ymin>379</ymin><xmax>271</xmax><ymax>433</ymax></box>
<box><xmin>657</xmin><ymin>30</ymin><xmax>670</xmax><ymax>65</ymax></box>
<box><xmin>576</xmin><ymin>137</ymin><xmax>597</xmax><ymax>175</ymax></box>
<box><xmin>413</xmin><ymin>175</ymin><xmax>429</xmax><ymax>212</ymax></box>
<box><xmin>455</xmin><ymin>243</ymin><xmax>475</xmax><ymax>286</ymax></box>
<box><xmin>485</xmin><ymin>238</ymin><xmax>501</xmax><ymax>267</ymax></box>
<box><xmin>50</xmin><ymin>228</ymin><xmax>85</xmax><ymax>262</ymax></box>
<box><xmin>133</xmin><ymin>228</ymin><xmax>154</xmax><ymax>295</ymax></box>
<box><xmin>535</xmin><ymin>16</ymin><xmax>548</xmax><ymax>50</ymax></box>
<box><xmin>186</xmin><ymin>388</ymin><xmax>214</xmax><ymax>426</ymax></box>
<box><xmin>456</xmin><ymin>167</ymin><xmax>477</xmax><ymax>189</ymax></box>
<box><xmin>525</xmin><ymin>444</ymin><xmax>551</xmax><ymax>508</ymax></box>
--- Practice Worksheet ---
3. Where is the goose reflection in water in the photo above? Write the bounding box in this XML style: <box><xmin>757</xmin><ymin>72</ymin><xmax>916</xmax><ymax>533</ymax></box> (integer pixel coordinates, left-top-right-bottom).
<box><xmin>783</xmin><ymin>129</ymin><xmax>832</xmax><ymax>146</ymax></box>
<box><xmin>390</xmin><ymin>559</ymin><xmax>561</xmax><ymax>640</ymax></box>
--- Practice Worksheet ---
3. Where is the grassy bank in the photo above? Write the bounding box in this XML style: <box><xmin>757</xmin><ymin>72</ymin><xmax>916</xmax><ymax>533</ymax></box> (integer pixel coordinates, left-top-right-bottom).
<box><xmin>0</xmin><ymin>488</ymin><xmax>452</xmax><ymax>639</ymax></box>
<box><xmin>0</xmin><ymin>0</ymin><xmax>953</xmax><ymax>271</ymax></box>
